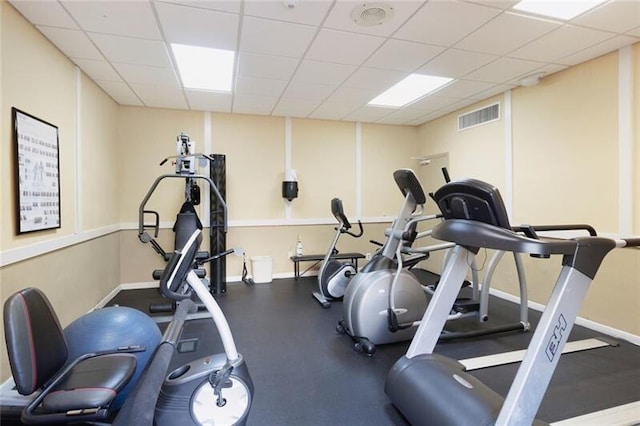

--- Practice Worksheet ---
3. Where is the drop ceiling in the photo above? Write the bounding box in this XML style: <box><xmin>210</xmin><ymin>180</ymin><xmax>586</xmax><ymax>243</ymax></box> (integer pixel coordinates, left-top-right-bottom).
<box><xmin>8</xmin><ymin>0</ymin><xmax>640</xmax><ymax>126</ymax></box>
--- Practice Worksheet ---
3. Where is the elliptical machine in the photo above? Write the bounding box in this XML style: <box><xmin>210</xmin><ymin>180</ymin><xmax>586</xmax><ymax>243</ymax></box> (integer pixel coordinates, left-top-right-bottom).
<box><xmin>338</xmin><ymin>169</ymin><xmax>531</xmax><ymax>355</ymax></box>
<box><xmin>313</xmin><ymin>198</ymin><xmax>364</xmax><ymax>308</ymax></box>
<box><xmin>338</xmin><ymin>169</ymin><xmax>440</xmax><ymax>354</ymax></box>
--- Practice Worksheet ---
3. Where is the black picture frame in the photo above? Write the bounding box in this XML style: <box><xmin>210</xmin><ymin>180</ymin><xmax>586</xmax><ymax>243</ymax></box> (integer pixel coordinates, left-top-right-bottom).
<box><xmin>13</xmin><ymin>107</ymin><xmax>61</xmax><ymax>234</ymax></box>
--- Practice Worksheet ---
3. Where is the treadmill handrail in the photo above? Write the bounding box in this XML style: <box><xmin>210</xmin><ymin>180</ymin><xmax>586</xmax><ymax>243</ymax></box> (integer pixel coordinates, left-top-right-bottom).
<box><xmin>432</xmin><ymin>219</ymin><xmax>578</xmax><ymax>256</ymax></box>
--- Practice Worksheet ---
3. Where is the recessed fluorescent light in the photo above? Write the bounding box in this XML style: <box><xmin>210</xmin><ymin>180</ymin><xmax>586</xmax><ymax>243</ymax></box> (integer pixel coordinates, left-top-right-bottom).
<box><xmin>171</xmin><ymin>43</ymin><xmax>235</xmax><ymax>92</ymax></box>
<box><xmin>368</xmin><ymin>74</ymin><xmax>453</xmax><ymax>108</ymax></box>
<box><xmin>512</xmin><ymin>0</ymin><xmax>607</xmax><ymax>20</ymax></box>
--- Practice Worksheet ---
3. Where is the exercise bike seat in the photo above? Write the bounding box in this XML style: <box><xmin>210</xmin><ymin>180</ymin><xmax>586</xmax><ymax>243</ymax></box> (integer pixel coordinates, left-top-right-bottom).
<box><xmin>4</xmin><ymin>287</ymin><xmax>137</xmax><ymax>424</ymax></box>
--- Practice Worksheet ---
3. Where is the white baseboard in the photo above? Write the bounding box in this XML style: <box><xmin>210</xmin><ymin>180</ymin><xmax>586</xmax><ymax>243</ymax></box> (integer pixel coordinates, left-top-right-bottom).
<box><xmin>490</xmin><ymin>288</ymin><xmax>640</xmax><ymax>346</ymax></box>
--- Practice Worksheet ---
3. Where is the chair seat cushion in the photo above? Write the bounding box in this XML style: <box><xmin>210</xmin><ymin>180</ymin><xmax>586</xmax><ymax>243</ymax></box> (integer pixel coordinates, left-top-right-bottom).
<box><xmin>42</xmin><ymin>353</ymin><xmax>136</xmax><ymax>412</ymax></box>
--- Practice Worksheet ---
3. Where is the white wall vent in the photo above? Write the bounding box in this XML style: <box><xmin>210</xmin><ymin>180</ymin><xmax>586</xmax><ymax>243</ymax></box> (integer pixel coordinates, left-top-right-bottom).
<box><xmin>457</xmin><ymin>102</ymin><xmax>500</xmax><ymax>131</ymax></box>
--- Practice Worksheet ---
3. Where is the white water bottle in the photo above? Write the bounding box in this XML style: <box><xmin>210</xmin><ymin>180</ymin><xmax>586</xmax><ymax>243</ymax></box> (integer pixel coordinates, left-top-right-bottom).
<box><xmin>296</xmin><ymin>235</ymin><xmax>303</xmax><ymax>256</ymax></box>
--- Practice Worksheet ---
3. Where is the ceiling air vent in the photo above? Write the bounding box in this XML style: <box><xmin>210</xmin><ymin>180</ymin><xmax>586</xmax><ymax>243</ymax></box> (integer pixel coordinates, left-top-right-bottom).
<box><xmin>457</xmin><ymin>102</ymin><xmax>500</xmax><ymax>131</ymax></box>
<box><xmin>351</xmin><ymin>3</ymin><xmax>394</xmax><ymax>26</ymax></box>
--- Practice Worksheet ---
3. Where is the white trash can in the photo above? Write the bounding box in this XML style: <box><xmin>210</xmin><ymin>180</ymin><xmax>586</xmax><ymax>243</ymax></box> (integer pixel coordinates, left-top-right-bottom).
<box><xmin>250</xmin><ymin>256</ymin><xmax>273</xmax><ymax>283</ymax></box>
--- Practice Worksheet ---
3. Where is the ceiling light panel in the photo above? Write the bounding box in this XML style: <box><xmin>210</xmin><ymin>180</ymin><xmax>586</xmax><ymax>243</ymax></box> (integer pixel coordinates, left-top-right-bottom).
<box><xmin>512</xmin><ymin>0</ymin><xmax>608</xmax><ymax>20</ymax></box>
<box><xmin>368</xmin><ymin>74</ymin><xmax>454</xmax><ymax>108</ymax></box>
<box><xmin>171</xmin><ymin>44</ymin><xmax>235</xmax><ymax>91</ymax></box>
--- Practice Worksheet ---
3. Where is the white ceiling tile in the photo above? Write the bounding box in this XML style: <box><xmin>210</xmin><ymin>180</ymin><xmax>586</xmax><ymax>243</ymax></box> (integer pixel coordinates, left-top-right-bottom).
<box><xmin>36</xmin><ymin>26</ymin><xmax>103</xmax><ymax>60</ymax></box>
<box><xmin>61</xmin><ymin>1</ymin><xmax>161</xmax><ymax>40</ymax></box>
<box><xmin>440</xmin><ymin>98</ymin><xmax>479</xmax><ymax>114</ymax></box>
<box><xmin>305</xmin><ymin>29</ymin><xmax>386</xmax><ymax>66</ymax></box>
<box><xmin>89</xmin><ymin>33</ymin><xmax>172</xmax><ymax>67</ymax></box>
<box><xmin>239</xmin><ymin>16</ymin><xmax>316</xmax><ymax>58</ymax></box>
<box><xmin>73</xmin><ymin>59</ymin><xmax>121</xmax><ymax>82</ymax></box>
<box><xmin>283</xmin><ymin>81</ymin><xmax>334</xmax><ymax>101</ymax></box>
<box><xmin>463</xmin><ymin>0</ymin><xmax>519</xmax><ymax>10</ymax></box>
<box><xmin>237</xmin><ymin>52</ymin><xmax>300</xmax><ymax>81</ymax></box>
<box><xmin>232</xmin><ymin>94</ymin><xmax>279</xmax><ymax>115</ymax></box>
<box><xmin>326</xmin><ymin>86</ymin><xmax>379</xmax><ymax>105</ymax></box>
<box><xmin>408</xmin><ymin>94</ymin><xmax>463</xmax><ymax>112</ymax></box>
<box><xmin>308</xmin><ymin>101</ymin><xmax>361</xmax><ymax>121</ymax></box>
<box><xmin>130</xmin><ymin>84</ymin><xmax>188</xmax><ymax>109</ymax></box>
<box><xmin>342</xmin><ymin>67</ymin><xmax>407</xmax><ymax>91</ymax></box>
<box><xmin>323</xmin><ymin>1</ymin><xmax>425</xmax><ymax>37</ymax></box>
<box><xmin>627</xmin><ymin>26</ymin><xmax>640</xmax><ymax>37</ymax></box>
<box><xmin>376</xmin><ymin>108</ymin><xmax>428</xmax><ymax>125</ymax></box>
<box><xmin>467</xmin><ymin>84</ymin><xmax>515</xmax><ymax>100</ymax></box>
<box><xmin>465</xmin><ymin>57</ymin><xmax>545</xmax><ymax>83</ymax></box>
<box><xmin>112</xmin><ymin>63</ymin><xmax>179</xmax><ymax>87</ymax></box>
<box><xmin>364</xmin><ymin>39</ymin><xmax>445</xmax><ymax>72</ymax></box>
<box><xmin>94</xmin><ymin>80</ymin><xmax>143</xmax><ymax>106</ymax></box>
<box><xmin>156</xmin><ymin>2</ymin><xmax>239</xmax><ymax>50</ymax></box>
<box><xmin>407</xmin><ymin>110</ymin><xmax>446</xmax><ymax>125</ymax></box>
<box><xmin>559</xmin><ymin>35</ymin><xmax>638</xmax><ymax>66</ymax></box>
<box><xmin>235</xmin><ymin>75</ymin><xmax>288</xmax><ymax>97</ymax></box>
<box><xmin>185</xmin><ymin>90</ymin><xmax>232</xmax><ymax>112</ymax></box>
<box><xmin>455</xmin><ymin>12</ymin><xmax>561</xmax><ymax>55</ymax></box>
<box><xmin>244</xmin><ymin>0</ymin><xmax>333</xmax><ymax>26</ymax></box>
<box><xmin>344</xmin><ymin>106</ymin><xmax>394</xmax><ymax>123</ymax></box>
<box><xmin>292</xmin><ymin>60</ymin><xmax>356</xmax><ymax>86</ymax></box>
<box><xmin>416</xmin><ymin>48</ymin><xmax>499</xmax><ymax>79</ymax></box>
<box><xmin>510</xmin><ymin>25</ymin><xmax>615</xmax><ymax>63</ymax></box>
<box><xmin>9</xmin><ymin>0</ymin><xmax>78</xmax><ymax>28</ymax></box>
<box><xmin>434</xmin><ymin>80</ymin><xmax>496</xmax><ymax>99</ymax></box>
<box><xmin>394</xmin><ymin>1</ymin><xmax>501</xmax><ymax>47</ymax></box>
<box><xmin>573</xmin><ymin>0</ymin><xmax>640</xmax><ymax>33</ymax></box>
<box><xmin>157</xmin><ymin>1</ymin><xmax>241</xmax><ymax>14</ymax></box>
<box><xmin>272</xmin><ymin>97</ymin><xmax>321</xmax><ymax>118</ymax></box>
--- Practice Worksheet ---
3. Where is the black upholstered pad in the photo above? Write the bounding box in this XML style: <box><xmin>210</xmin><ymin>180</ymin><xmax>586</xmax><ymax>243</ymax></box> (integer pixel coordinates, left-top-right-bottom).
<box><xmin>42</xmin><ymin>354</ymin><xmax>136</xmax><ymax>412</ymax></box>
<box><xmin>3</xmin><ymin>288</ymin><xmax>68</xmax><ymax>395</ymax></box>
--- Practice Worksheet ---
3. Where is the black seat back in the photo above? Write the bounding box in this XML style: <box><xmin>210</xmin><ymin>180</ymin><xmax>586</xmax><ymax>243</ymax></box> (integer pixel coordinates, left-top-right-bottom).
<box><xmin>433</xmin><ymin>178</ymin><xmax>511</xmax><ymax>229</ymax></box>
<box><xmin>173</xmin><ymin>201</ymin><xmax>203</xmax><ymax>249</ymax></box>
<box><xmin>4</xmin><ymin>287</ymin><xmax>68</xmax><ymax>395</ymax></box>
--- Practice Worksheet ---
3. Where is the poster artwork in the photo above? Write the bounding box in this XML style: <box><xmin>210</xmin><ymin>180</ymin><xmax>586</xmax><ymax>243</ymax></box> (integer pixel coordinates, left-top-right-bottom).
<box><xmin>14</xmin><ymin>108</ymin><xmax>61</xmax><ymax>233</ymax></box>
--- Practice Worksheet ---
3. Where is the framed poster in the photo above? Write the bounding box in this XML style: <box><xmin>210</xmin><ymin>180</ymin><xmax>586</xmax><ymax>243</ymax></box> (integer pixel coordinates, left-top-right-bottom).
<box><xmin>13</xmin><ymin>107</ymin><xmax>61</xmax><ymax>234</ymax></box>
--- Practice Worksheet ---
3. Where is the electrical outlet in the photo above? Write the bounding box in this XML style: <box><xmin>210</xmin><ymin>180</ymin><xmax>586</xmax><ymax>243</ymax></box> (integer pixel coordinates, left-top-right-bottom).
<box><xmin>366</xmin><ymin>252</ymin><xmax>372</xmax><ymax>260</ymax></box>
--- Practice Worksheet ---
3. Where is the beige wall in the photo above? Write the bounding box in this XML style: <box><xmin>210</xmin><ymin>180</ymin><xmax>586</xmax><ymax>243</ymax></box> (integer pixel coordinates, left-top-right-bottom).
<box><xmin>417</xmin><ymin>94</ymin><xmax>506</xmax><ymax>189</ymax></box>
<box><xmin>1</xmin><ymin>2</ymin><xmax>121</xmax><ymax>381</ymax></box>
<box><xmin>212</xmin><ymin>113</ymin><xmax>285</xmax><ymax>221</ymax></box>
<box><xmin>81</xmin><ymin>73</ymin><xmax>120</xmax><ymax>229</ymax></box>
<box><xmin>362</xmin><ymin>123</ymin><xmax>420</xmax><ymax>216</ymax></box>
<box><xmin>417</xmin><ymin>46</ymin><xmax>640</xmax><ymax>336</ymax></box>
<box><xmin>118</xmin><ymin>113</ymin><xmax>417</xmax><ymax>284</ymax></box>
<box><xmin>292</xmin><ymin>119</ymin><xmax>356</xmax><ymax>219</ymax></box>
<box><xmin>1</xmin><ymin>1</ymin><xmax>76</xmax><ymax>249</ymax></box>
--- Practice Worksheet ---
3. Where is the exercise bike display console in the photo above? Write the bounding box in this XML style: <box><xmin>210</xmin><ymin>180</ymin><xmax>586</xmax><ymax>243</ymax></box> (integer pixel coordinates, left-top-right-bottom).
<box><xmin>385</xmin><ymin>178</ymin><xmax>639</xmax><ymax>425</ymax></box>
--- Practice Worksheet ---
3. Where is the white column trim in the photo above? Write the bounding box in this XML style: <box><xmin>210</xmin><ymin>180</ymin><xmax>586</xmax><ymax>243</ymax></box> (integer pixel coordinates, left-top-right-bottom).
<box><xmin>618</xmin><ymin>46</ymin><xmax>633</xmax><ymax>236</ymax></box>
<box><xmin>284</xmin><ymin>116</ymin><xmax>293</xmax><ymax>220</ymax></box>
<box><xmin>74</xmin><ymin>66</ymin><xmax>82</xmax><ymax>233</ymax></box>
<box><xmin>504</xmin><ymin>90</ymin><xmax>513</xmax><ymax>220</ymax></box>
<box><xmin>355</xmin><ymin>121</ymin><xmax>362</xmax><ymax>219</ymax></box>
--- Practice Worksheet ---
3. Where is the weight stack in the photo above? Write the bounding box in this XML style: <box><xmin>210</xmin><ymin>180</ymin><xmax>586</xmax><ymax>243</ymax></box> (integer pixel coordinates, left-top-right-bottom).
<box><xmin>209</xmin><ymin>154</ymin><xmax>226</xmax><ymax>294</ymax></box>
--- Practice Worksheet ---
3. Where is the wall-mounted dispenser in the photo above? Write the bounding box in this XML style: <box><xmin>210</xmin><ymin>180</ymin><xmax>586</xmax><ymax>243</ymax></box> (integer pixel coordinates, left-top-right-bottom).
<box><xmin>282</xmin><ymin>169</ymin><xmax>298</xmax><ymax>201</ymax></box>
